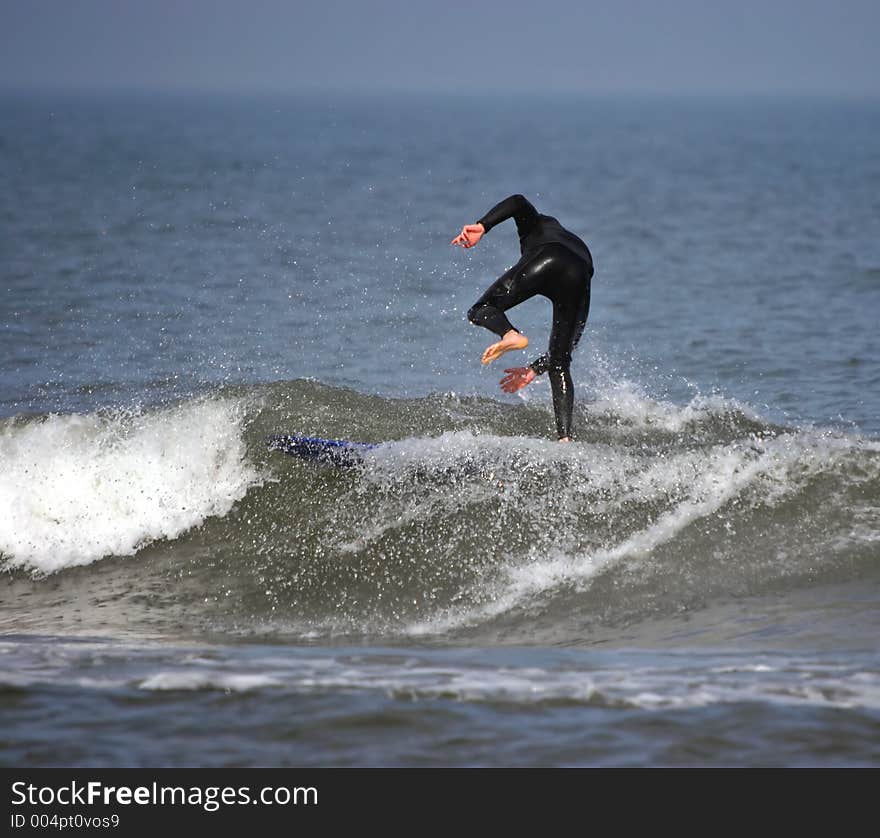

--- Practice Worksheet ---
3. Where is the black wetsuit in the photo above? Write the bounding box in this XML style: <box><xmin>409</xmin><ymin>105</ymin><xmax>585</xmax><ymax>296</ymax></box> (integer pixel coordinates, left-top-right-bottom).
<box><xmin>467</xmin><ymin>194</ymin><xmax>593</xmax><ymax>439</ymax></box>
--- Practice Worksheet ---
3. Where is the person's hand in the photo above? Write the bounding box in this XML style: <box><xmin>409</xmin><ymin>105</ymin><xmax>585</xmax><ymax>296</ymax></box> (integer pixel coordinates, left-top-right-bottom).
<box><xmin>450</xmin><ymin>223</ymin><xmax>485</xmax><ymax>248</ymax></box>
<box><xmin>500</xmin><ymin>367</ymin><xmax>536</xmax><ymax>393</ymax></box>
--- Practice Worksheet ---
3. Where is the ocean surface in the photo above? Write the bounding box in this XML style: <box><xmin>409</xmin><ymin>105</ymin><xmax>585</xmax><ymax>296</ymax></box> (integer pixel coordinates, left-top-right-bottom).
<box><xmin>1</xmin><ymin>89</ymin><xmax>879</xmax><ymax>767</ymax></box>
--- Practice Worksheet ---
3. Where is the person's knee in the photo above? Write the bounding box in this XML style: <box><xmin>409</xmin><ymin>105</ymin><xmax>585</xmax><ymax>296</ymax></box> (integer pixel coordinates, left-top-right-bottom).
<box><xmin>467</xmin><ymin>304</ymin><xmax>488</xmax><ymax>326</ymax></box>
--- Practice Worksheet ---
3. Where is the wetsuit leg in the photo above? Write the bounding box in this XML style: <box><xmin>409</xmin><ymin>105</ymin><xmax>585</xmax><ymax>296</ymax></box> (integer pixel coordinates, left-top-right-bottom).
<box><xmin>515</xmin><ymin>246</ymin><xmax>590</xmax><ymax>438</ymax></box>
<box><xmin>545</xmin><ymin>257</ymin><xmax>591</xmax><ymax>438</ymax></box>
<box><xmin>467</xmin><ymin>249</ymin><xmax>557</xmax><ymax>337</ymax></box>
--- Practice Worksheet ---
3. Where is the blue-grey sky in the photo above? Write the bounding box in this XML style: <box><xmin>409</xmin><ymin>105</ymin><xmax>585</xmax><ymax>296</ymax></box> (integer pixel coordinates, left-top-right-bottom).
<box><xmin>1</xmin><ymin>0</ymin><xmax>878</xmax><ymax>96</ymax></box>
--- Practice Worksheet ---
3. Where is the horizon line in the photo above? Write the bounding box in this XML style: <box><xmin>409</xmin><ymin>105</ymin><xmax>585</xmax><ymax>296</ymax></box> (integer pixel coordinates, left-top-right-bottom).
<box><xmin>2</xmin><ymin>81</ymin><xmax>879</xmax><ymax>103</ymax></box>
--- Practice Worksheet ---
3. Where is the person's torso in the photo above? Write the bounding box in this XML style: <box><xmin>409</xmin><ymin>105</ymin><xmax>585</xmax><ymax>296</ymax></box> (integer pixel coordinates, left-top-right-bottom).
<box><xmin>520</xmin><ymin>214</ymin><xmax>593</xmax><ymax>267</ymax></box>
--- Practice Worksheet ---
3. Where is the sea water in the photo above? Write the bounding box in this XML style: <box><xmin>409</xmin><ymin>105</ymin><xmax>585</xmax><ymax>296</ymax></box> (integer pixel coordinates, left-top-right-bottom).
<box><xmin>1</xmin><ymin>90</ymin><xmax>879</xmax><ymax>766</ymax></box>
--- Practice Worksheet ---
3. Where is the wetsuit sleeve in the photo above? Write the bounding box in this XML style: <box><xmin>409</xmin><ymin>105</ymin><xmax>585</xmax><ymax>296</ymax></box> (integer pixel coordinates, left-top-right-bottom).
<box><xmin>529</xmin><ymin>354</ymin><xmax>550</xmax><ymax>376</ymax></box>
<box><xmin>477</xmin><ymin>194</ymin><xmax>540</xmax><ymax>239</ymax></box>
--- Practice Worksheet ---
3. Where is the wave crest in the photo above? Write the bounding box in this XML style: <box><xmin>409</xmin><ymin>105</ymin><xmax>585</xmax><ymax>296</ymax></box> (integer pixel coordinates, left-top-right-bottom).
<box><xmin>0</xmin><ymin>396</ymin><xmax>262</xmax><ymax>574</ymax></box>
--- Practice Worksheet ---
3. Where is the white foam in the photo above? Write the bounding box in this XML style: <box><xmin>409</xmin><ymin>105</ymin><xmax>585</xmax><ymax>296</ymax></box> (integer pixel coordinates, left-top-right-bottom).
<box><xmin>131</xmin><ymin>654</ymin><xmax>880</xmax><ymax>711</ymax></box>
<box><xmin>139</xmin><ymin>671</ymin><xmax>280</xmax><ymax>691</ymax></box>
<box><xmin>587</xmin><ymin>379</ymin><xmax>761</xmax><ymax>433</ymax></box>
<box><xmin>405</xmin><ymin>426</ymin><xmax>876</xmax><ymax>637</ymax></box>
<box><xmin>0</xmin><ymin>397</ymin><xmax>262</xmax><ymax>574</ymax></box>
<box><xmin>4</xmin><ymin>638</ymin><xmax>880</xmax><ymax>711</ymax></box>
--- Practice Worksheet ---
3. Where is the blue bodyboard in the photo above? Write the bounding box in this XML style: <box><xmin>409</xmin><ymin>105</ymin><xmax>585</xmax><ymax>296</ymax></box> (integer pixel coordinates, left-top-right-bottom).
<box><xmin>267</xmin><ymin>434</ymin><xmax>378</xmax><ymax>467</ymax></box>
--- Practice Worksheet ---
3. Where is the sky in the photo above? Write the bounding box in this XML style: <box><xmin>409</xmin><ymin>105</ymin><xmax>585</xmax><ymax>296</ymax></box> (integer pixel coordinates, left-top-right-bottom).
<box><xmin>1</xmin><ymin>0</ymin><xmax>878</xmax><ymax>97</ymax></box>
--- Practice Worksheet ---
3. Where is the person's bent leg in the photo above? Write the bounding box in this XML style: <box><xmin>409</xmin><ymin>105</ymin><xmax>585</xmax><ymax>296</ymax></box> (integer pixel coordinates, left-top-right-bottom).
<box><xmin>467</xmin><ymin>254</ymin><xmax>548</xmax><ymax>364</ymax></box>
<box><xmin>467</xmin><ymin>259</ymin><xmax>532</xmax><ymax>336</ymax></box>
<box><xmin>467</xmin><ymin>300</ymin><xmax>529</xmax><ymax>364</ymax></box>
<box><xmin>467</xmin><ymin>302</ymin><xmax>515</xmax><ymax>338</ymax></box>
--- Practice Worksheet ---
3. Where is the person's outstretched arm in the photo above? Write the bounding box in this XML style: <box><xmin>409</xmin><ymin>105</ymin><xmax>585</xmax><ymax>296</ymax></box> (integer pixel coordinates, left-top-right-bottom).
<box><xmin>477</xmin><ymin>194</ymin><xmax>540</xmax><ymax>239</ymax></box>
<box><xmin>451</xmin><ymin>194</ymin><xmax>540</xmax><ymax>248</ymax></box>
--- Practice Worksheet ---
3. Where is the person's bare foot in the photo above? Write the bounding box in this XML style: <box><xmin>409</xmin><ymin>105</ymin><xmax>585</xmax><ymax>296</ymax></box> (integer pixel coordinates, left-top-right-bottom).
<box><xmin>558</xmin><ymin>437</ymin><xmax>572</xmax><ymax>443</ymax></box>
<box><xmin>481</xmin><ymin>330</ymin><xmax>528</xmax><ymax>365</ymax></box>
